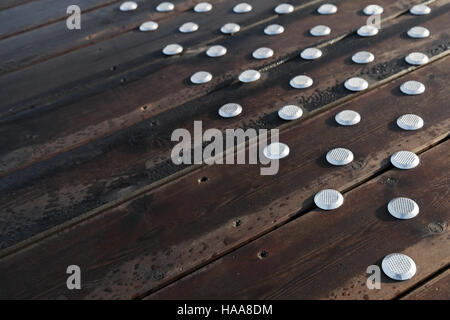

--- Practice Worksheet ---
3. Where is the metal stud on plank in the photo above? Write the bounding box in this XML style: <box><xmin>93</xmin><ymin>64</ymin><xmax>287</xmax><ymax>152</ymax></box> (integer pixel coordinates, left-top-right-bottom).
<box><xmin>221</xmin><ymin>23</ymin><xmax>240</xmax><ymax>34</ymax></box>
<box><xmin>239</xmin><ymin>70</ymin><xmax>261</xmax><ymax>83</ymax></box>
<box><xmin>120</xmin><ymin>1</ymin><xmax>137</xmax><ymax>11</ymax></box>
<box><xmin>388</xmin><ymin>197</ymin><xmax>419</xmax><ymax>220</ymax></box>
<box><xmin>162</xmin><ymin>44</ymin><xmax>183</xmax><ymax>55</ymax></box>
<box><xmin>263</xmin><ymin>143</ymin><xmax>290</xmax><ymax>160</ymax></box>
<box><xmin>275</xmin><ymin>3</ymin><xmax>294</xmax><ymax>14</ymax></box>
<box><xmin>233</xmin><ymin>3</ymin><xmax>252</xmax><ymax>13</ymax></box>
<box><xmin>252</xmin><ymin>47</ymin><xmax>274</xmax><ymax>59</ymax></box>
<box><xmin>407</xmin><ymin>26</ymin><xmax>430</xmax><ymax>38</ymax></box>
<box><xmin>363</xmin><ymin>4</ymin><xmax>383</xmax><ymax>15</ymax></box>
<box><xmin>156</xmin><ymin>2</ymin><xmax>174</xmax><ymax>12</ymax></box>
<box><xmin>190</xmin><ymin>71</ymin><xmax>212</xmax><ymax>84</ymax></box>
<box><xmin>352</xmin><ymin>51</ymin><xmax>374</xmax><ymax>64</ymax></box>
<box><xmin>357</xmin><ymin>25</ymin><xmax>379</xmax><ymax>37</ymax></box>
<box><xmin>396</xmin><ymin>114</ymin><xmax>424</xmax><ymax>131</ymax></box>
<box><xmin>390</xmin><ymin>151</ymin><xmax>420</xmax><ymax>169</ymax></box>
<box><xmin>218</xmin><ymin>103</ymin><xmax>242</xmax><ymax>118</ymax></box>
<box><xmin>194</xmin><ymin>2</ymin><xmax>212</xmax><ymax>13</ymax></box>
<box><xmin>410</xmin><ymin>4</ymin><xmax>431</xmax><ymax>15</ymax></box>
<box><xmin>310</xmin><ymin>25</ymin><xmax>331</xmax><ymax>37</ymax></box>
<box><xmin>326</xmin><ymin>148</ymin><xmax>354</xmax><ymax>166</ymax></box>
<box><xmin>405</xmin><ymin>52</ymin><xmax>429</xmax><ymax>65</ymax></box>
<box><xmin>264</xmin><ymin>24</ymin><xmax>284</xmax><ymax>35</ymax></box>
<box><xmin>300</xmin><ymin>47</ymin><xmax>322</xmax><ymax>60</ymax></box>
<box><xmin>317</xmin><ymin>4</ymin><xmax>337</xmax><ymax>14</ymax></box>
<box><xmin>382</xmin><ymin>253</ymin><xmax>416</xmax><ymax>280</ymax></box>
<box><xmin>400</xmin><ymin>81</ymin><xmax>425</xmax><ymax>95</ymax></box>
<box><xmin>335</xmin><ymin>110</ymin><xmax>361</xmax><ymax>126</ymax></box>
<box><xmin>179</xmin><ymin>22</ymin><xmax>199</xmax><ymax>33</ymax></box>
<box><xmin>314</xmin><ymin>189</ymin><xmax>344</xmax><ymax>210</ymax></box>
<box><xmin>278</xmin><ymin>105</ymin><xmax>303</xmax><ymax>120</ymax></box>
<box><xmin>344</xmin><ymin>77</ymin><xmax>368</xmax><ymax>91</ymax></box>
<box><xmin>206</xmin><ymin>45</ymin><xmax>227</xmax><ymax>57</ymax></box>
<box><xmin>139</xmin><ymin>21</ymin><xmax>158</xmax><ymax>32</ymax></box>
<box><xmin>290</xmin><ymin>75</ymin><xmax>313</xmax><ymax>89</ymax></box>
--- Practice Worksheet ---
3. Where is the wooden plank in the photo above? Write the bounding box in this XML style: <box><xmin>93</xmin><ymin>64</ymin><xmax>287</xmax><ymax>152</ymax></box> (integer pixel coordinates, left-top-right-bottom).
<box><xmin>401</xmin><ymin>268</ymin><xmax>450</xmax><ymax>300</ymax></box>
<box><xmin>149</xmin><ymin>140</ymin><xmax>450</xmax><ymax>300</ymax></box>
<box><xmin>0</xmin><ymin>0</ymin><xmax>35</xmax><ymax>12</ymax></box>
<box><xmin>0</xmin><ymin>5</ymin><xmax>448</xmax><ymax>250</ymax></box>
<box><xmin>0</xmin><ymin>57</ymin><xmax>448</xmax><ymax>299</ymax></box>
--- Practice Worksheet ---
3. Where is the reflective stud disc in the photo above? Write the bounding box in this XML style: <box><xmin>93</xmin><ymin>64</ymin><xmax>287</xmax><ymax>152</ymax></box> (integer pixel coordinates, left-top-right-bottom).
<box><xmin>275</xmin><ymin>3</ymin><xmax>294</xmax><ymax>14</ymax></box>
<box><xmin>290</xmin><ymin>75</ymin><xmax>313</xmax><ymax>89</ymax></box>
<box><xmin>233</xmin><ymin>3</ymin><xmax>252</xmax><ymax>13</ymax></box>
<box><xmin>335</xmin><ymin>110</ymin><xmax>361</xmax><ymax>126</ymax></box>
<box><xmin>357</xmin><ymin>25</ymin><xmax>379</xmax><ymax>37</ymax></box>
<box><xmin>310</xmin><ymin>25</ymin><xmax>331</xmax><ymax>37</ymax></box>
<box><xmin>218</xmin><ymin>103</ymin><xmax>242</xmax><ymax>118</ymax></box>
<box><xmin>314</xmin><ymin>189</ymin><xmax>344</xmax><ymax>210</ymax></box>
<box><xmin>382</xmin><ymin>253</ymin><xmax>417</xmax><ymax>281</ymax></box>
<box><xmin>179</xmin><ymin>22</ymin><xmax>199</xmax><ymax>33</ymax></box>
<box><xmin>405</xmin><ymin>52</ymin><xmax>429</xmax><ymax>65</ymax></box>
<box><xmin>120</xmin><ymin>1</ymin><xmax>137</xmax><ymax>11</ymax></box>
<box><xmin>410</xmin><ymin>4</ymin><xmax>431</xmax><ymax>15</ymax></box>
<box><xmin>363</xmin><ymin>4</ymin><xmax>383</xmax><ymax>15</ymax></box>
<box><xmin>190</xmin><ymin>71</ymin><xmax>212</xmax><ymax>84</ymax></box>
<box><xmin>278</xmin><ymin>105</ymin><xmax>303</xmax><ymax>120</ymax></box>
<box><xmin>264</xmin><ymin>24</ymin><xmax>284</xmax><ymax>35</ymax></box>
<box><xmin>252</xmin><ymin>47</ymin><xmax>274</xmax><ymax>59</ymax></box>
<box><xmin>300</xmin><ymin>47</ymin><xmax>322</xmax><ymax>60</ymax></box>
<box><xmin>326</xmin><ymin>148</ymin><xmax>354</xmax><ymax>166</ymax></box>
<box><xmin>317</xmin><ymin>4</ymin><xmax>337</xmax><ymax>14</ymax></box>
<box><xmin>390</xmin><ymin>151</ymin><xmax>420</xmax><ymax>169</ymax></box>
<box><xmin>194</xmin><ymin>2</ymin><xmax>212</xmax><ymax>13</ymax></box>
<box><xmin>139</xmin><ymin>21</ymin><xmax>159</xmax><ymax>32</ymax></box>
<box><xmin>400</xmin><ymin>81</ymin><xmax>425</xmax><ymax>95</ymax></box>
<box><xmin>397</xmin><ymin>114</ymin><xmax>424</xmax><ymax>131</ymax></box>
<box><xmin>162</xmin><ymin>44</ymin><xmax>183</xmax><ymax>55</ymax></box>
<box><xmin>156</xmin><ymin>2</ymin><xmax>174</xmax><ymax>12</ymax></box>
<box><xmin>388</xmin><ymin>197</ymin><xmax>419</xmax><ymax>220</ymax></box>
<box><xmin>239</xmin><ymin>70</ymin><xmax>261</xmax><ymax>83</ymax></box>
<box><xmin>352</xmin><ymin>51</ymin><xmax>375</xmax><ymax>64</ymax></box>
<box><xmin>263</xmin><ymin>143</ymin><xmax>290</xmax><ymax>160</ymax></box>
<box><xmin>407</xmin><ymin>26</ymin><xmax>430</xmax><ymax>39</ymax></box>
<box><xmin>206</xmin><ymin>45</ymin><xmax>227</xmax><ymax>57</ymax></box>
<box><xmin>344</xmin><ymin>77</ymin><xmax>368</xmax><ymax>91</ymax></box>
<box><xmin>221</xmin><ymin>23</ymin><xmax>240</xmax><ymax>34</ymax></box>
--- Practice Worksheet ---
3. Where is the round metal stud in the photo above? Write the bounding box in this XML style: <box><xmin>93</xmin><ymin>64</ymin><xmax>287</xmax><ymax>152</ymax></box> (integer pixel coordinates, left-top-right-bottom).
<box><xmin>300</xmin><ymin>47</ymin><xmax>322</xmax><ymax>60</ymax></box>
<box><xmin>410</xmin><ymin>4</ymin><xmax>431</xmax><ymax>15</ymax></box>
<box><xmin>382</xmin><ymin>253</ymin><xmax>416</xmax><ymax>281</ymax></box>
<box><xmin>179</xmin><ymin>22</ymin><xmax>199</xmax><ymax>33</ymax></box>
<box><xmin>264</xmin><ymin>24</ymin><xmax>284</xmax><ymax>35</ymax></box>
<box><xmin>275</xmin><ymin>3</ymin><xmax>294</xmax><ymax>14</ymax></box>
<box><xmin>156</xmin><ymin>2</ymin><xmax>174</xmax><ymax>12</ymax></box>
<box><xmin>390</xmin><ymin>151</ymin><xmax>420</xmax><ymax>169</ymax></box>
<box><xmin>139</xmin><ymin>21</ymin><xmax>159</xmax><ymax>32</ymax></box>
<box><xmin>363</xmin><ymin>4</ymin><xmax>383</xmax><ymax>15</ymax></box>
<box><xmin>317</xmin><ymin>4</ymin><xmax>337</xmax><ymax>14</ymax></box>
<box><xmin>162</xmin><ymin>44</ymin><xmax>183</xmax><ymax>55</ymax></box>
<box><xmin>221</xmin><ymin>23</ymin><xmax>240</xmax><ymax>34</ymax></box>
<box><xmin>352</xmin><ymin>51</ymin><xmax>375</xmax><ymax>64</ymax></box>
<box><xmin>310</xmin><ymin>25</ymin><xmax>331</xmax><ymax>37</ymax></box>
<box><xmin>218</xmin><ymin>103</ymin><xmax>242</xmax><ymax>118</ymax></box>
<box><xmin>194</xmin><ymin>2</ymin><xmax>212</xmax><ymax>13</ymax></box>
<box><xmin>335</xmin><ymin>110</ymin><xmax>361</xmax><ymax>126</ymax></box>
<box><xmin>252</xmin><ymin>47</ymin><xmax>274</xmax><ymax>59</ymax></box>
<box><xmin>233</xmin><ymin>3</ymin><xmax>252</xmax><ymax>13</ymax></box>
<box><xmin>326</xmin><ymin>148</ymin><xmax>354</xmax><ymax>166</ymax></box>
<box><xmin>120</xmin><ymin>1</ymin><xmax>137</xmax><ymax>11</ymax></box>
<box><xmin>344</xmin><ymin>77</ymin><xmax>368</xmax><ymax>91</ymax></box>
<box><xmin>397</xmin><ymin>114</ymin><xmax>424</xmax><ymax>131</ymax></box>
<box><xmin>400</xmin><ymin>81</ymin><xmax>425</xmax><ymax>95</ymax></box>
<box><xmin>190</xmin><ymin>71</ymin><xmax>212</xmax><ymax>84</ymax></box>
<box><xmin>405</xmin><ymin>52</ymin><xmax>429</xmax><ymax>65</ymax></box>
<box><xmin>239</xmin><ymin>70</ymin><xmax>261</xmax><ymax>83</ymax></box>
<box><xmin>388</xmin><ymin>197</ymin><xmax>419</xmax><ymax>220</ymax></box>
<box><xmin>314</xmin><ymin>189</ymin><xmax>344</xmax><ymax>210</ymax></box>
<box><xmin>206</xmin><ymin>45</ymin><xmax>227</xmax><ymax>57</ymax></box>
<box><xmin>278</xmin><ymin>105</ymin><xmax>303</xmax><ymax>120</ymax></box>
<box><xmin>290</xmin><ymin>75</ymin><xmax>313</xmax><ymax>89</ymax></box>
<box><xmin>357</xmin><ymin>25</ymin><xmax>379</xmax><ymax>37</ymax></box>
<box><xmin>407</xmin><ymin>26</ymin><xmax>430</xmax><ymax>39</ymax></box>
<box><xmin>263</xmin><ymin>143</ymin><xmax>290</xmax><ymax>160</ymax></box>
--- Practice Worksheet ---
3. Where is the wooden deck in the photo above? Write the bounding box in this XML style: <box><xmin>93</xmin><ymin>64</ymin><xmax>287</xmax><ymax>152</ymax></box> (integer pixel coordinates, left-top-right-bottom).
<box><xmin>0</xmin><ymin>0</ymin><xmax>448</xmax><ymax>300</ymax></box>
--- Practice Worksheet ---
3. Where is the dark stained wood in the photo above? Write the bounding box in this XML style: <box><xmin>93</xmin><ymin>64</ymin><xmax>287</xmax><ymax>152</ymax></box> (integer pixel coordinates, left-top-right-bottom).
<box><xmin>0</xmin><ymin>57</ymin><xmax>448</xmax><ymax>299</ymax></box>
<box><xmin>149</xmin><ymin>140</ymin><xmax>450</xmax><ymax>300</ymax></box>
<box><xmin>0</xmin><ymin>6</ymin><xmax>448</xmax><ymax>251</ymax></box>
<box><xmin>401</xmin><ymin>268</ymin><xmax>450</xmax><ymax>300</ymax></box>
<box><xmin>0</xmin><ymin>0</ymin><xmax>35</xmax><ymax>11</ymax></box>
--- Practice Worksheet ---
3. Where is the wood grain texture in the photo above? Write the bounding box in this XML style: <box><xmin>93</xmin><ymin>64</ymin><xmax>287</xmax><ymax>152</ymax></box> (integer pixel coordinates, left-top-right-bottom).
<box><xmin>0</xmin><ymin>0</ymin><xmax>35</xmax><ymax>11</ymax></box>
<box><xmin>149</xmin><ymin>140</ymin><xmax>450</xmax><ymax>300</ymax></box>
<box><xmin>0</xmin><ymin>57</ymin><xmax>448</xmax><ymax>299</ymax></box>
<box><xmin>401</xmin><ymin>269</ymin><xmax>450</xmax><ymax>300</ymax></box>
<box><xmin>0</xmin><ymin>5</ymin><xmax>448</xmax><ymax>250</ymax></box>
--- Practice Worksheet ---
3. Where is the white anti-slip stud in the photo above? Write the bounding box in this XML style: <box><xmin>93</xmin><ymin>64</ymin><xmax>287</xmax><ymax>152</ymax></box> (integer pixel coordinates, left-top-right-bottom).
<box><xmin>206</xmin><ymin>45</ymin><xmax>227</xmax><ymax>57</ymax></box>
<box><xmin>410</xmin><ymin>4</ymin><xmax>431</xmax><ymax>15</ymax></box>
<box><xmin>314</xmin><ymin>189</ymin><xmax>344</xmax><ymax>210</ymax></box>
<box><xmin>357</xmin><ymin>25</ymin><xmax>379</xmax><ymax>37</ymax></box>
<box><xmin>290</xmin><ymin>75</ymin><xmax>313</xmax><ymax>89</ymax></box>
<box><xmin>190</xmin><ymin>71</ymin><xmax>212</xmax><ymax>84</ymax></box>
<box><xmin>363</xmin><ymin>4</ymin><xmax>383</xmax><ymax>15</ymax></box>
<box><xmin>326</xmin><ymin>148</ymin><xmax>354</xmax><ymax>166</ymax></box>
<box><xmin>278</xmin><ymin>105</ymin><xmax>303</xmax><ymax>120</ymax></box>
<box><xmin>382</xmin><ymin>253</ymin><xmax>416</xmax><ymax>281</ymax></box>
<box><xmin>310</xmin><ymin>25</ymin><xmax>331</xmax><ymax>37</ymax></box>
<box><xmin>345</xmin><ymin>77</ymin><xmax>368</xmax><ymax>91</ymax></box>
<box><xmin>388</xmin><ymin>197</ymin><xmax>419</xmax><ymax>220</ymax></box>
<box><xmin>252</xmin><ymin>47</ymin><xmax>274</xmax><ymax>59</ymax></box>
<box><xmin>120</xmin><ymin>1</ymin><xmax>137</xmax><ymax>11</ymax></box>
<box><xmin>317</xmin><ymin>4</ymin><xmax>337</xmax><ymax>14</ymax></box>
<box><xmin>179</xmin><ymin>22</ymin><xmax>199</xmax><ymax>33</ymax></box>
<box><xmin>233</xmin><ymin>3</ymin><xmax>252</xmax><ymax>13</ymax></box>
<box><xmin>391</xmin><ymin>151</ymin><xmax>420</xmax><ymax>169</ymax></box>
<box><xmin>263</xmin><ymin>143</ymin><xmax>290</xmax><ymax>160</ymax></box>
<box><xmin>407</xmin><ymin>26</ymin><xmax>430</xmax><ymax>39</ymax></box>
<box><xmin>194</xmin><ymin>2</ymin><xmax>213</xmax><ymax>13</ymax></box>
<box><xmin>239</xmin><ymin>70</ymin><xmax>261</xmax><ymax>83</ymax></box>
<box><xmin>275</xmin><ymin>3</ymin><xmax>294</xmax><ymax>14</ymax></box>
<box><xmin>397</xmin><ymin>114</ymin><xmax>424</xmax><ymax>131</ymax></box>
<box><xmin>162</xmin><ymin>44</ymin><xmax>183</xmax><ymax>55</ymax></box>
<box><xmin>335</xmin><ymin>110</ymin><xmax>361</xmax><ymax>126</ymax></box>
<box><xmin>405</xmin><ymin>52</ymin><xmax>429</xmax><ymax>65</ymax></box>
<box><xmin>300</xmin><ymin>47</ymin><xmax>322</xmax><ymax>60</ymax></box>
<box><xmin>352</xmin><ymin>51</ymin><xmax>375</xmax><ymax>64</ymax></box>
<box><xmin>156</xmin><ymin>2</ymin><xmax>174</xmax><ymax>12</ymax></box>
<box><xmin>218</xmin><ymin>103</ymin><xmax>242</xmax><ymax>118</ymax></box>
<box><xmin>139</xmin><ymin>21</ymin><xmax>159</xmax><ymax>32</ymax></box>
<box><xmin>264</xmin><ymin>24</ymin><xmax>285</xmax><ymax>35</ymax></box>
<box><xmin>221</xmin><ymin>23</ymin><xmax>240</xmax><ymax>34</ymax></box>
<box><xmin>400</xmin><ymin>81</ymin><xmax>425</xmax><ymax>95</ymax></box>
